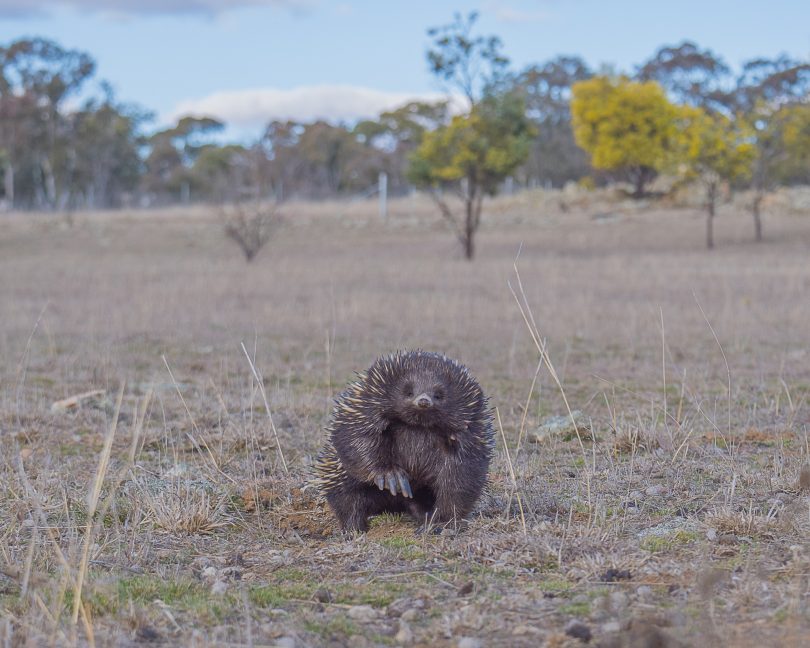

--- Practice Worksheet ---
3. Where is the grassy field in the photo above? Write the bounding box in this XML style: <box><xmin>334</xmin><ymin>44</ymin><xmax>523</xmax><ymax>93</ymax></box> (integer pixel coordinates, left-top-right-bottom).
<box><xmin>1</xmin><ymin>190</ymin><xmax>809</xmax><ymax>647</ymax></box>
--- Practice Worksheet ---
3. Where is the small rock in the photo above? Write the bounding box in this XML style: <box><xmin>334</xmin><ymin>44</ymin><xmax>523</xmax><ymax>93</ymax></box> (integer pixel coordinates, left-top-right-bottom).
<box><xmin>313</xmin><ymin>588</ymin><xmax>332</xmax><ymax>603</ymax></box>
<box><xmin>401</xmin><ymin>608</ymin><xmax>420</xmax><ymax>622</ymax></box>
<box><xmin>531</xmin><ymin>411</ymin><xmax>590</xmax><ymax>442</ymax></box>
<box><xmin>629</xmin><ymin>491</ymin><xmax>644</xmax><ymax>500</ymax></box>
<box><xmin>457</xmin><ymin>638</ymin><xmax>482</xmax><ymax>648</ymax></box>
<box><xmin>210</xmin><ymin>580</ymin><xmax>228</xmax><ymax>595</ymax></box>
<box><xmin>512</xmin><ymin>625</ymin><xmax>541</xmax><ymax>636</ymax></box>
<box><xmin>564</xmin><ymin>619</ymin><xmax>592</xmax><ymax>642</ymax></box>
<box><xmin>273</xmin><ymin>638</ymin><xmax>296</xmax><ymax>648</ymax></box>
<box><xmin>706</xmin><ymin>528</ymin><xmax>717</xmax><ymax>541</ymax></box>
<box><xmin>636</xmin><ymin>585</ymin><xmax>653</xmax><ymax>602</ymax></box>
<box><xmin>347</xmin><ymin>605</ymin><xmax>378</xmax><ymax>623</ymax></box>
<box><xmin>201</xmin><ymin>566</ymin><xmax>218</xmax><ymax>581</ymax></box>
<box><xmin>645</xmin><ymin>485</ymin><xmax>667</xmax><ymax>497</ymax></box>
<box><xmin>608</xmin><ymin>591</ymin><xmax>628</xmax><ymax>612</ymax></box>
<box><xmin>601</xmin><ymin>621</ymin><xmax>621</xmax><ymax>634</ymax></box>
<box><xmin>395</xmin><ymin>621</ymin><xmax>413</xmax><ymax>644</ymax></box>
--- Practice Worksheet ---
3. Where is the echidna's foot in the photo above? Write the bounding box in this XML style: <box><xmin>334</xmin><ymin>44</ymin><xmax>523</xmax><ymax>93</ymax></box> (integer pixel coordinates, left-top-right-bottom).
<box><xmin>372</xmin><ymin>468</ymin><xmax>412</xmax><ymax>498</ymax></box>
<box><xmin>414</xmin><ymin>516</ymin><xmax>467</xmax><ymax>536</ymax></box>
<box><xmin>414</xmin><ymin>523</ymin><xmax>443</xmax><ymax>536</ymax></box>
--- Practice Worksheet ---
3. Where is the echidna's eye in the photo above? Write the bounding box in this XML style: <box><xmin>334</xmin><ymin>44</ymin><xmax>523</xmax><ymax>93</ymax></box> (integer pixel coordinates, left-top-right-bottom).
<box><xmin>434</xmin><ymin>388</ymin><xmax>445</xmax><ymax>401</ymax></box>
<box><xmin>403</xmin><ymin>383</ymin><xmax>414</xmax><ymax>398</ymax></box>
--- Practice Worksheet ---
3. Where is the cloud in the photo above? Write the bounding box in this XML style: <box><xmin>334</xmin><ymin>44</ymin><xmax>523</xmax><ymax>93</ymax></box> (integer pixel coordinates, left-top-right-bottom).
<box><xmin>0</xmin><ymin>0</ymin><xmax>314</xmax><ymax>18</ymax></box>
<box><xmin>167</xmin><ymin>84</ymin><xmax>451</xmax><ymax>130</ymax></box>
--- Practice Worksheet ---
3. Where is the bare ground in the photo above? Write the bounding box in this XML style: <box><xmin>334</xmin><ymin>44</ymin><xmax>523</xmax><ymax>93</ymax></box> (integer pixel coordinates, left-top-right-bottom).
<box><xmin>1</xmin><ymin>191</ymin><xmax>809</xmax><ymax>647</ymax></box>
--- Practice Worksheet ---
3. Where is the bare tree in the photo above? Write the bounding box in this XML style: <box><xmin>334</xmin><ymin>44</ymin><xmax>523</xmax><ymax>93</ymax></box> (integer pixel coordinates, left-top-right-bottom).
<box><xmin>222</xmin><ymin>201</ymin><xmax>280</xmax><ymax>262</ymax></box>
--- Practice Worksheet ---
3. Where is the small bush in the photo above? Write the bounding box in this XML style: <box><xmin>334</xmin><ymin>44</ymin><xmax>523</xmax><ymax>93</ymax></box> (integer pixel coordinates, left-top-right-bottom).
<box><xmin>222</xmin><ymin>201</ymin><xmax>280</xmax><ymax>261</ymax></box>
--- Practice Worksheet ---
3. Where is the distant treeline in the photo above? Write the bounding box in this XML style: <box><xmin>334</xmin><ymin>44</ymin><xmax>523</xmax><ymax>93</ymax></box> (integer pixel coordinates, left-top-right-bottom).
<box><xmin>0</xmin><ymin>30</ymin><xmax>808</xmax><ymax>210</ymax></box>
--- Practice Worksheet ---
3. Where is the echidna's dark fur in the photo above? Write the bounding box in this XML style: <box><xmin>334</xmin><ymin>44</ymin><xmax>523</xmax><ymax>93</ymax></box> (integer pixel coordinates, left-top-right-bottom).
<box><xmin>314</xmin><ymin>350</ymin><xmax>494</xmax><ymax>532</ymax></box>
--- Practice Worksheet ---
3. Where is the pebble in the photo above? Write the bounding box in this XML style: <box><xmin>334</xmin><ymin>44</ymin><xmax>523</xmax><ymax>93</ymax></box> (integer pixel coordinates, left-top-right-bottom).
<box><xmin>274</xmin><ymin>638</ymin><xmax>296</xmax><ymax>648</ymax></box>
<box><xmin>645</xmin><ymin>484</ymin><xmax>667</xmax><ymax>496</ymax></box>
<box><xmin>629</xmin><ymin>490</ymin><xmax>644</xmax><ymax>501</ymax></box>
<box><xmin>564</xmin><ymin>619</ymin><xmax>592</xmax><ymax>642</ymax></box>
<box><xmin>601</xmin><ymin>621</ymin><xmax>621</xmax><ymax>634</ymax></box>
<box><xmin>210</xmin><ymin>580</ymin><xmax>228</xmax><ymax>595</ymax></box>
<box><xmin>401</xmin><ymin>609</ymin><xmax>420</xmax><ymax>622</ymax></box>
<box><xmin>457</xmin><ymin>638</ymin><xmax>482</xmax><ymax>648</ymax></box>
<box><xmin>512</xmin><ymin>625</ymin><xmax>541</xmax><ymax>636</ymax></box>
<box><xmin>347</xmin><ymin>605</ymin><xmax>378</xmax><ymax>623</ymax></box>
<box><xmin>313</xmin><ymin>588</ymin><xmax>332</xmax><ymax>603</ymax></box>
<box><xmin>608</xmin><ymin>591</ymin><xmax>628</xmax><ymax>612</ymax></box>
<box><xmin>395</xmin><ymin>621</ymin><xmax>414</xmax><ymax>644</ymax></box>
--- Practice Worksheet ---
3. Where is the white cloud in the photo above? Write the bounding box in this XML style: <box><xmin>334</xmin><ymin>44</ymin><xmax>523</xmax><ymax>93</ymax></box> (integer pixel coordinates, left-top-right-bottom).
<box><xmin>0</xmin><ymin>0</ymin><xmax>314</xmax><ymax>17</ymax></box>
<box><xmin>167</xmin><ymin>84</ymin><xmax>452</xmax><ymax>129</ymax></box>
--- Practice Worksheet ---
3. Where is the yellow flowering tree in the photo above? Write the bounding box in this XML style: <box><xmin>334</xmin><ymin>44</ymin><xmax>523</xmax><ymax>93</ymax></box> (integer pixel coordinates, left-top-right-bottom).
<box><xmin>678</xmin><ymin>107</ymin><xmax>755</xmax><ymax>248</ymax></box>
<box><xmin>571</xmin><ymin>76</ymin><xmax>680</xmax><ymax>197</ymax></box>
<box><xmin>408</xmin><ymin>93</ymin><xmax>533</xmax><ymax>259</ymax></box>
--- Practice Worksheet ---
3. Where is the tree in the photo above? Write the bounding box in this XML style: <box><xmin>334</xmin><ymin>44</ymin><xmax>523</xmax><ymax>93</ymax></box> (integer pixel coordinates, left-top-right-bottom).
<box><xmin>190</xmin><ymin>144</ymin><xmax>253</xmax><ymax>202</ymax></box>
<box><xmin>637</xmin><ymin>41</ymin><xmax>732</xmax><ymax>112</ymax></box>
<box><xmin>69</xmin><ymin>86</ymin><xmax>149</xmax><ymax>209</ymax></box>
<box><xmin>354</xmin><ymin>100</ymin><xmax>449</xmax><ymax>195</ymax></box>
<box><xmin>223</xmin><ymin>201</ymin><xmax>279</xmax><ymax>262</ymax></box>
<box><xmin>678</xmin><ymin>108</ymin><xmax>755</xmax><ymax>248</ymax></box>
<box><xmin>571</xmin><ymin>76</ymin><xmax>681</xmax><ymax>197</ymax></box>
<box><xmin>512</xmin><ymin>56</ymin><xmax>592</xmax><ymax>187</ymax></box>
<box><xmin>732</xmin><ymin>57</ymin><xmax>810</xmax><ymax>241</ymax></box>
<box><xmin>426</xmin><ymin>11</ymin><xmax>509</xmax><ymax>106</ymax></box>
<box><xmin>739</xmin><ymin>101</ymin><xmax>810</xmax><ymax>242</ymax></box>
<box><xmin>143</xmin><ymin>116</ymin><xmax>224</xmax><ymax>203</ymax></box>
<box><xmin>0</xmin><ymin>37</ymin><xmax>95</xmax><ymax>209</ymax></box>
<box><xmin>408</xmin><ymin>93</ymin><xmax>533</xmax><ymax>259</ymax></box>
<box><xmin>733</xmin><ymin>56</ymin><xmax>810</xmax><ymax>113</ymax></box>
<box><xmin>776</xmin><ymin>103</ymin><xmax>810</xmax><ymax>186</ymax></box>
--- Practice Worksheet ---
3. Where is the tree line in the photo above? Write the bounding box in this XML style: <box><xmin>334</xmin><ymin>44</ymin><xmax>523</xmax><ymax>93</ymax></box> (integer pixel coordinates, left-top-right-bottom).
<box><xmin>1</xmin><ymin>14</ymin><xmax>809</xmax><ymax>253</ymax></box>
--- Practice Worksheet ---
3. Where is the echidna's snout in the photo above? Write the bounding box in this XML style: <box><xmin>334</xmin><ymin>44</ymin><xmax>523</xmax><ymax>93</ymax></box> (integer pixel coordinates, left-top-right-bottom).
<box><xmin>414</xmin><ymin>393</ymin><xmax>433</xmax><ymax>409</ymax></box>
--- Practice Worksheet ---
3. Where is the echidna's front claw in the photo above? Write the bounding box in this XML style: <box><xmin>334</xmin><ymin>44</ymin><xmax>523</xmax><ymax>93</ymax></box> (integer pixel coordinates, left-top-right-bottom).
<box><xmin>372</xmin><ymin>468</ymin><xmax>412</xmax><ymax>498</ymax></box>
<box><xmin>397</xmin><ymin>473</ymin><xmax>412</xmax><ymax>499</ymax></box>
<box><xmin>385</xmin><ymin>473</ymin><xmax>397</xmax><ymax>495</ymax></box>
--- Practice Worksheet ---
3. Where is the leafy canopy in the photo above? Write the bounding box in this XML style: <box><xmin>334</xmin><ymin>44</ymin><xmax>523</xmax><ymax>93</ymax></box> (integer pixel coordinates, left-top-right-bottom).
<box><xmin>677</xmin><ymin>107</ymin><xmax>755</xmax><ymax>185</ymax></box>
<box><xmin>407</xmin><ymin>93</ymin><xmax>533</xmax><ymax>194</ymax></box>
<box><xmin>571</xmin><ymin>76</ymin><xmax>681</xmax><ymax>177</ymax></box>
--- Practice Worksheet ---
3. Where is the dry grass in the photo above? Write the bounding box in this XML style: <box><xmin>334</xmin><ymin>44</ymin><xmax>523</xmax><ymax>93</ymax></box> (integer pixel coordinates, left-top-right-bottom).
<box><xmin>1</xmin><ymin>189</ymin><xmax>809</xmax><ymax>646</ymax></box>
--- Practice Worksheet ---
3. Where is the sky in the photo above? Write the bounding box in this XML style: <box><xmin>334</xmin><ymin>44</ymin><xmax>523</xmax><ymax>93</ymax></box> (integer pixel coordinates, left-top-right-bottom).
<box><xmin>0</xmin><ymin>0</ymin><xmax>808</xmax><ymax>139</ymax></box>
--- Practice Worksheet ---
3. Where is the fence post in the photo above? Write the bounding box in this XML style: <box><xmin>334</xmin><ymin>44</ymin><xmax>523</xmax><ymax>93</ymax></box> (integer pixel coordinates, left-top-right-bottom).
<box><xmin>378</xmin><ymin>171</ymin><xmax>388</xmax><ymax>220</ymax></box>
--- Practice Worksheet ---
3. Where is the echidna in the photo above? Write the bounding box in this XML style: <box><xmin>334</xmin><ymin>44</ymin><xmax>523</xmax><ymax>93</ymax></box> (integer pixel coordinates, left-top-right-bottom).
<box><xmin>314</xmin><ymin>350</ymin><xmax>494</xmax><ymax>532</ymax></box>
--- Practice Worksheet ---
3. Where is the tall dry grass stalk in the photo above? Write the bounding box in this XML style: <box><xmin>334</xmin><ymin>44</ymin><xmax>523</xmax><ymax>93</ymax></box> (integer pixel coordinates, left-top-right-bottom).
<box><xmin>509</xmin><ymin>248</ymin><xmax>593</xmax><ymax>518</ymax></box>
<box><xmin>240</xmin><ymin>342</ymin><xmax>289</xmax><ymax>474</ymax></box>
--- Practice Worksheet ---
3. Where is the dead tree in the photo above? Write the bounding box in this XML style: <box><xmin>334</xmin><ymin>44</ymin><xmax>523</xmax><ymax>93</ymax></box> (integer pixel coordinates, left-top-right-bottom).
<box><xmin>222</xmin><ymin>201</ymin><xmax>279</xmax><ymax>262</ymax></box>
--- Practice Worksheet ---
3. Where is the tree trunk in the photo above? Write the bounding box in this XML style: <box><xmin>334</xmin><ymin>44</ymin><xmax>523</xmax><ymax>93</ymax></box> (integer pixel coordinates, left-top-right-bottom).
<box><xmin>752</xmin><ymin>193</ymin><xmax>763</xmax><ymax>242</ymax></box>
<box><xmin>41</xmin><ymin>157</ymin><xmax>57</xmax><ymax>209</ymax></box>
<box><xmin>706</xmin><ymin>181</ymin><xmax>716</xmax><ymax>250</ymax></box>
<box><xmin>463</xmin><ymin>194</ymin><xmax>475</xmax><ymax>260</ymax></box>
<box><xmin>633</xmin><ymin>173</ymin><xmax>646</xmax><ymax>199</ymax></box>
<box><xmin>629</xmin><ymin>166</ymin><xmax>653</xmax><ymax>199</ymax></box>
<box><xmin>3</xmin><ymin>163</ymin><xmax>13</xmax><ymax>208</ymax></box>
